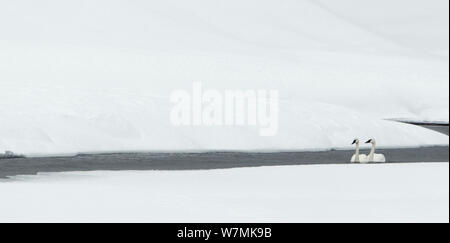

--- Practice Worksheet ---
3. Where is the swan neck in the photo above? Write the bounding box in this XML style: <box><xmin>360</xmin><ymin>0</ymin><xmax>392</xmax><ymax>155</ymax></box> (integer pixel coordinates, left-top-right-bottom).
<box><xmin>354</xmin><ymin>143</ymin><xmax>360</xmax><ymax>162</ymax></box>
<box><xmin>369</xmin><ymin>143</ymin><xmax>376</xmax><ymax>157</ymax></box>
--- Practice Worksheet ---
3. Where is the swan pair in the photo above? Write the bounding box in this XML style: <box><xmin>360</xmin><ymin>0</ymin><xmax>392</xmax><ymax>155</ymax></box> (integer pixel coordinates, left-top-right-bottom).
<box><xmin>350</xmin><ymin>139</ymin><xmax>386</xmax><ymax>163</ymax></box>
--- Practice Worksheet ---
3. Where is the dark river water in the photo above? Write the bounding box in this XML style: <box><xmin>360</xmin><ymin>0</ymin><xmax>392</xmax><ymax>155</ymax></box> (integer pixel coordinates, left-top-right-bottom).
<box><xmin>420</xmin><ymin>125</ymin><xmax>449</xmax><ymax>135</ymax></box>
<box><xmin>0</xmin><ymin>146</ymin><xmax>448</xmax><ymax>179</ymax></box>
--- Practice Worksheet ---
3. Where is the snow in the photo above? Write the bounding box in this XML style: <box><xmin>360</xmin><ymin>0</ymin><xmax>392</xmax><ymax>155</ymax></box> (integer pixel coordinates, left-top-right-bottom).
<box><xmin>0</xmin><ymin>0</ymin><xmax>448</xmax><ymax>155</ymax></box>
<box><xmin>0</xmin><ymin>163</ymin><xmax>448</xmax><ymax>223</ymax></box>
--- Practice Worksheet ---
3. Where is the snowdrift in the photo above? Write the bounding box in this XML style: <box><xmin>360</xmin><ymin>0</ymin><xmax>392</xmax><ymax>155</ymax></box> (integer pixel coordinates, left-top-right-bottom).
<box><xmin>0</xmin><ymin>0</ymin><xmax>448</xmax><ymax>155</ymax></box>
<box><xmin>1</xmin><ymin>163</ymin><xmax>448</xmax><ymax>222</ymax></box>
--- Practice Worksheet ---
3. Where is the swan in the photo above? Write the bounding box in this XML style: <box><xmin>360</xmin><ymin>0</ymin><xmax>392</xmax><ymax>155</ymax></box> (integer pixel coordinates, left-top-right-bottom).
<box><xmin>365</xmin><ymin>139</ymin><xmax>386</xmax><ymax>163</ymax></box>
<box><xmin>350</xmin><ymin>139</ymin><xmax>368</xmax><ymax>163</ymax></box>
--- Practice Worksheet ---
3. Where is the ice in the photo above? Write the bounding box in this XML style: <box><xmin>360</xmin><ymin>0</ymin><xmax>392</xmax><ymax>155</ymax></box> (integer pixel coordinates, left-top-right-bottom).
<box><xmin>0</xmin><ymin>163</ymin><xmax>448</xmax><ymax>222</ymax></box>
<box><xmin>0</xmin><ymin>0</ymin><xmax>448</xmax><ymax>155</ymax></box>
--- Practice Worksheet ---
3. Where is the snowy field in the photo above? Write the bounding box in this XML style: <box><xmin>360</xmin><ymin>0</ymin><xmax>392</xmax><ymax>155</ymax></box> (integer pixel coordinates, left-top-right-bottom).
<box><xmin>0</xmin><ymin>163</ymin><xmax>448</xmax><ymax>223</ymax></box>
<box><xmin>0</xmin><ymin>0</ymin><xmax>449</xmax><ymax>156</ymax></box>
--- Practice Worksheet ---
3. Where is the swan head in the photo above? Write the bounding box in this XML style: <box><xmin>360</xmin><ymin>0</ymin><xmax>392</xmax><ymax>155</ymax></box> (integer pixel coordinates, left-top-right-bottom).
<box><xmin>351</xmin><ymin>138</ymin><xmax>359</xmax><ymax>145</ymax></box>
<box><xmin>365</xmin><ymin>139</ymin><xmax>376</xmax><ymax>144</ymax></box>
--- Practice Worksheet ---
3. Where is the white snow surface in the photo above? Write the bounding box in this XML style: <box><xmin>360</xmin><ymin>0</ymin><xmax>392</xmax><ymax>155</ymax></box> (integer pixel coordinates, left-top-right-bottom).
<box><xmin>0</xmin><ymin>0</ymin><xmax>449</xmax><ymax>155</ymax></box>
<box><xmin>0</xmin><ymin>163</ymin><xmax>448</xmax><ymax>223</ymax></box>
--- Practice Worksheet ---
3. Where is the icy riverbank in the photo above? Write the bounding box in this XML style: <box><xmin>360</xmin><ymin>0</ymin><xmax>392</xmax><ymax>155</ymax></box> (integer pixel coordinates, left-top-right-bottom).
<box><xmin>0</xmin><ymin>163</ymin><xmax>448</xmax><ymax>222</ymax></box>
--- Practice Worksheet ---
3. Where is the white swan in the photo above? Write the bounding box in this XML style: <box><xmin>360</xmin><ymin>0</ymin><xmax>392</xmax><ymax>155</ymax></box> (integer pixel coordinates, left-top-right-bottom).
<box><xmin>365</xmin><ymin>139</ymin><xmax>386</xmax><ymax>163</ymax></box>
<box><xmin>350</xmin><ymin>139</ymin><xmax>368</xmax><ymax>163</ymax></box>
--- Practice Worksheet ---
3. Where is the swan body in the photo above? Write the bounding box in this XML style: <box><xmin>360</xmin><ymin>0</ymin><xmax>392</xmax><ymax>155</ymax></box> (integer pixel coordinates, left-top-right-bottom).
<box><xmin>365</xmin><ymin>139</ymin><xmax>386</xmax><ymax>163</ymax></box>
<box><xmin>351</xmin><ymin>153</ymin><xmax>368</xmax><ymax>163</ymax></box>
<box><xmin>350</xmin><ymin>139</ymin><xmax>369</xmax><ymax>163</ymax></box>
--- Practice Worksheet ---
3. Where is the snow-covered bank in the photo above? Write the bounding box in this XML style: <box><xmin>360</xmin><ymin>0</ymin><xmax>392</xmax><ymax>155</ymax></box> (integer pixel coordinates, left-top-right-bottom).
<box><xmin>0</xmin><ymin>0</ymin><xmax>448</xmax><ymax>155</ymax></box>
<box><xmin>0</xmin><ymin>163</ymin><xmax>448</xmax><ymax>222</ymax></box>
<box><xmin>0</xmin><ymin>96</ymin><xmax>448</xmax><ymax>156</ymax></box>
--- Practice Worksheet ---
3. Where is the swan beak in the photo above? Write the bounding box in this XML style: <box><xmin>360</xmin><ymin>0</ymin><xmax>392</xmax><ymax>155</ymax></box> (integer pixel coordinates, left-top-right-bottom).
<box><xmin>365</xmin><ymin>140</ymin><xmax>371</xmax><ymax>143</ymax></box>
<box><xmin>351</xmin><ymin>140</ymin><xmax>356</xmax><ymax>145</ymax></box>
